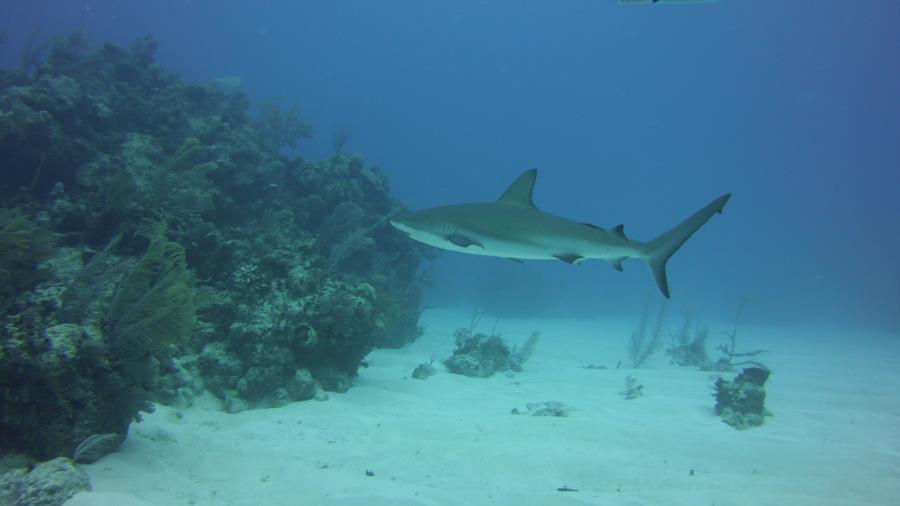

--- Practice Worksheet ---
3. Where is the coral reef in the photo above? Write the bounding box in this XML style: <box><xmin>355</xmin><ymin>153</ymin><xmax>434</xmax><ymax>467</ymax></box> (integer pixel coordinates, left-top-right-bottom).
<box><xmin>666</xmin><ymin>302</ymin><xmax>767</xmax><ymax>372</ymax></box>
<box><xmin>72</xmin><ymin>433</ymin><xmax>124</xmax><ymax>464</ymax></box>
<box><xmin>511</xmin><ymin>331</ymin><xmax>540</xmax><ymax>366</ymax></box>
<box><xmin>0</xmin><ymin>457</ymin><xmax>90</xmax><ymax>506</ymax></box>
<box><xmin>444</xmin><ymin>332</ymin><xmax>511</xmax><ymax>378</ymax></box>
<box><xmin>626</xmin><ymin>296</ymin><xmax>666</xmax><ymax>368</ymax></box>
<box><xmin>0</xmin><ymin>34</ymin><xmax>423</xmax><ymax>460</ymax></box>
<box><xmin>511</xmin><ymin>401</ymin><xmax>572</xmax><ymax>417</ymax></box>
<box><xmin>104</xmin><ymin>226</ymin><xmax>196</xmax><ymax>359</ymax></box>
<box><xmin>411</xmin><ymin>353</ymin><xmax>438</xmax><ymax>380</ymax></box>
<box><xmin>713</xmin><ymin>298</ymin><xmax>766</xmax><ymax>371</ymax></box>
<box><xmin>714</xmin><ymin>367</ymin><xmax>772</xmax><ymax>429</ymax></box>
<box><xmin>666</xmin><ymin>314</ymin><xmax>712</xmax><ymax>369</ymax></box>
<box><xmin>0</xmin><ymin>209</ymin><xmax>54</xmax><ymax>314</ymax></box>
<box><xmin>620</xmin><ymin>375</ymin><xmax>644</xmax><ymax>400</ymax></box>
<box><xmin>443</xmin><ymin>325</ymin><xmax>538</xmax><ymax>378</ymax></box>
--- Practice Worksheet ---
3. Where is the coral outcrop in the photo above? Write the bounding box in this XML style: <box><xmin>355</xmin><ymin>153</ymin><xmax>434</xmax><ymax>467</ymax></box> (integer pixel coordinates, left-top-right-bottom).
<box><xmin>0</xmin><ymin>457</ymin><xmax>90</xmax><ymax>506</ymax></box>
<box><xmin>443</xmin><ymin>327</ymin><xmax>539</xmax><ymax>378</ymax></box>
<box><xmin>0</xmin><ymin>34</ymin><xmax>424</xmax><ymax>460</ymax></box>
<box><xmin>714</xmin><ymin>367</ymin><xmax>772</xmax><ymax>429</ymax></box>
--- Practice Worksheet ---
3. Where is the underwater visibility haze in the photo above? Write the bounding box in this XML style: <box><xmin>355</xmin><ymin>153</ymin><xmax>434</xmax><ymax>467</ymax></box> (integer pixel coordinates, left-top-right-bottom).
<box><xmin>0</xmin><ymin>1</ymin><xmax>898</xmax><ymax>505</ymax></box>
<box><xmin>2</xmin><ymin>0</ymin><xmax>898</xmax><ymax>324</ymax></box>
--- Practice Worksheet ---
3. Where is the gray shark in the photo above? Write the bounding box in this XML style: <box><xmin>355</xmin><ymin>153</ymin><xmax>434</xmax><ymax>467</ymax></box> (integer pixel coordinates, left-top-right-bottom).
<box><xmin>390</xmin><ymin>169</ymin><xmax>730</xmax><ymax>298</ymax></box>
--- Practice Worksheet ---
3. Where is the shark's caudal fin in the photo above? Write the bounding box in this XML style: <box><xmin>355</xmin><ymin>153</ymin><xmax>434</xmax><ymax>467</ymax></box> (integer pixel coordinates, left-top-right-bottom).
<box><xmin>643</xmin><ymin>193</ymin><xmax>731</xmax><ymax>298</ymax></box>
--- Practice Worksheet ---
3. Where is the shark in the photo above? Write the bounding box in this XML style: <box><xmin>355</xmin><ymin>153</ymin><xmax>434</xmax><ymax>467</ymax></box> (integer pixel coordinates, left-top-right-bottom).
<box><xmin>390</xmin><ymin>169</ymin><xmax>730</xmax><ymax>298</ymax></box>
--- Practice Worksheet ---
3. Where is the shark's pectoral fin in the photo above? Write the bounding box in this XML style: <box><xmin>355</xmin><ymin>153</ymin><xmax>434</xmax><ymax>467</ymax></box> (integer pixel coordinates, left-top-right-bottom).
<box><xmin>555</xmin><ymin>254</ymin><xmax>585</xmax><ymax>265</ymax></box>
<box><xmin>447</xmin><ymin>234</ymin><xmax>483</xmax><ymax>249</ymax></box>
<box><xmin>611</xmin><ymin>257</ymin><xmax>626</xmax><ymax>271</ymax></box>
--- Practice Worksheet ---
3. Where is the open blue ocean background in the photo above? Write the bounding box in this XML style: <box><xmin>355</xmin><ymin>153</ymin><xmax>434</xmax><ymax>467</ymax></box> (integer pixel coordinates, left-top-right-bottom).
<box><xmin>3</xmin><ymin>0</ymin><xmax>898</xmax><ymax>331</ymax></box>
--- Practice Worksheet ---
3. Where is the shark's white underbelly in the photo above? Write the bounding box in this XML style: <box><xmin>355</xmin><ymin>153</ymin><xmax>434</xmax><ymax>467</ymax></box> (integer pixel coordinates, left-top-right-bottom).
<box><xmin>416</xmin><ymin>231</ymin><xmax>637</xmax><ymax>261</ymax></box>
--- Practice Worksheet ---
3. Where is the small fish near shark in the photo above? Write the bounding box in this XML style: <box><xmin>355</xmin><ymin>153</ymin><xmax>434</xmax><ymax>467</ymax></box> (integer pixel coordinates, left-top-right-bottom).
<box><xmin>390</xmin><ymin>169</ymin><xmax>730</xmax><ymax>298</ymax></box>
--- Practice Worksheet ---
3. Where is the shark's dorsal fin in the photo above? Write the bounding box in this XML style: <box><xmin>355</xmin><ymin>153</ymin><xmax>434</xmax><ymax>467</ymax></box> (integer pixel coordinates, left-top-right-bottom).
<box><xmin>611</xmin><ymin>224</ymin><xmax>627</xmax><ymax>240</ymax></box>
<box><xmin>497</xmin><ymin>168</ymin><xmax>538</xmax><ymax>208</ymax></box>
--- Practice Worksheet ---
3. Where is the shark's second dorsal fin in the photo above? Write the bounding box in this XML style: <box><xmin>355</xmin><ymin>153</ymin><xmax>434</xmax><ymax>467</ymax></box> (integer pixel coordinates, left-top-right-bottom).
<box><xmin>611</xmin><ymin>224</ymin><xmax>627</xmax><ymax>240</ymax></box>
<box><xmin>497</xmin><ymin>168</ymin><xmax>538</xmax><ymax>208</ymax></box>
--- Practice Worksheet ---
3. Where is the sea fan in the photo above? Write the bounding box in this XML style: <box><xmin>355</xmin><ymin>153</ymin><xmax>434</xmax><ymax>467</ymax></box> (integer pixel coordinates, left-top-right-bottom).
<box><xmin>73</xmin><ymin>433</ymin><xmax>125</xmax><ymax>464</ymax></box>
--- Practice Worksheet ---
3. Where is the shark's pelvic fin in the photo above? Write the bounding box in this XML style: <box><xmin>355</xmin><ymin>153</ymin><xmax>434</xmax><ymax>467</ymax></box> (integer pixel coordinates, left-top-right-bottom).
<box><xmin>497</xmin><ymin>168</ymin><xmax>538</xmax><ymax>208</ymax></box>
<box><xmin>611</xmin><ymin>257</ymin><xmax>626</xmax><ymax>271</ymax></box>
<box><xmin>643</xmin><ymin>193</ymin><xmax>731</xmax><ymax>298</ymax></box>
<box><xmin>554</xmin><ymin>254</ymin><xmax>585</xmax><ymax>265</ymax></box>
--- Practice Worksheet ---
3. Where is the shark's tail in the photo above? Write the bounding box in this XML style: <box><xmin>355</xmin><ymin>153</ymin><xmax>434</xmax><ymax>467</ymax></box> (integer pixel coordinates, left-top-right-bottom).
<box><xmin>642</xmin><ymin>193</ymin><xmax>731</xmax><ymax>298</ymax></box>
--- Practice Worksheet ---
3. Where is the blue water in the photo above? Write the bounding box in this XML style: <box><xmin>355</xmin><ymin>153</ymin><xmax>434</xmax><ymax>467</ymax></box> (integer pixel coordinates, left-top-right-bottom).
<box><xmin>4</xmin><ymin>0</ymin><xmax>898</xmax><ymax>330</ymax></box>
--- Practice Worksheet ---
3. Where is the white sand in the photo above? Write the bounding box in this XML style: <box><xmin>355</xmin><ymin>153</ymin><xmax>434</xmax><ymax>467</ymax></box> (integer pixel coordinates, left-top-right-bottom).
<box><xmin>66</xmin><ymin>308</ymin><xmax>900</xmax><ymax>506</ymax></box>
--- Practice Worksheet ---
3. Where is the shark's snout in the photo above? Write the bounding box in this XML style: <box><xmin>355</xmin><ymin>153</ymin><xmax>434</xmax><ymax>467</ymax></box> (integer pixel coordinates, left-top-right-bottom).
<box><xmin>389</xmin><ymin>212</ymin><xmax>415</xmax><ymax>234</ymax></box>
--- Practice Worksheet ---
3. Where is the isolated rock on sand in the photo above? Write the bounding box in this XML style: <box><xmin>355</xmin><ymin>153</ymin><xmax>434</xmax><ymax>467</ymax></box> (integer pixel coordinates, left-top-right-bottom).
<box><xmin>714</xmin><ymin>366</ymin><xmax>772</xmax><ymax>429</ymax></box>
<box><xmin>444</xmin><ymin>334</ymin><xmax>515</xmax><ymax>377</ymax></box>
<box><xmin>511</xmin><ymin>401</ymin><xmax>573</xmax><ymax>417</ymax></box>
<box><xmin>411</xmin><ymin>361</ymin><xmax>436</xmax><ymax>379</ymax></box>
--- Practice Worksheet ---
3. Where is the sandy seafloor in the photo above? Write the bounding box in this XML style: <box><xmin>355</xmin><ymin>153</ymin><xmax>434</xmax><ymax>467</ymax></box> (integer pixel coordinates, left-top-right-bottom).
<box><xmin>65</xmin><ymin>307</ymin><xmax>900</xmax><ymax>506</ymax></box>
